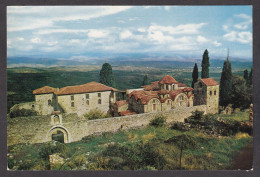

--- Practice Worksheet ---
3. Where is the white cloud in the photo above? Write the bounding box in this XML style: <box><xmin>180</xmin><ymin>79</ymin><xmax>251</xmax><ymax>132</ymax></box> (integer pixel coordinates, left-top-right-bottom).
<box><xmin>17</xmin><ymin>37</ymin><xmax>24</xmax><ymax>41</ymax></box>
<box><xmin>7</xmin><ymin>6</ymin><xmax>132</xmax><ymax>32</ymax></box>
<box><xmin>197</xmin><ymin>35</ymin><xmax>208</xmax><ymax>43</ymax></box>
<box><xmin>223</xmin><ymin>31</ymin><xmax>252</xmax><ymax>44</ymax></box>
<box><xmin>47</xmin><ymin>41</ymin><xmax>58</xmax><ymax>46</ymax></box>
<box><xmin>148</xmin><ymin>23</ymin><xmax>207</xmax><ymax>35</ymax></box>
<box><xmin>234</xmin><ymin>13</ymin><xmax>251</xmax><ymax>20</ymax></box>
<box><xmin>88</xmin><ymin>30</ymin><xmax>109</xmax><ymax>38</ymax></box>
<box><xmin>30</xmin><ymin>37</ymin><xmax>41</xmax><ymax>43</ymax></box>
<box><xmin>213</xmin><ymin>41</ymin><xmax>222</xmax><ymax>47</ymax></box>
<box><xmin>164</xmin><ymin>6</ymin><xmax>170</xmax><ymax>11</ymax></box>
<box><xmin>137</xmin><ymin>28</ymin><xmax>146</xmax><ymax>33</ymax></box>
<box><xmin>36</xmin><ymin>29</ymin><xmax>89</xmax><ymax>35</ymax></box>
<box><xmin>120</xmin><ymin>30</ymin><xmax>133</xmax><ymax>40</ymax></box>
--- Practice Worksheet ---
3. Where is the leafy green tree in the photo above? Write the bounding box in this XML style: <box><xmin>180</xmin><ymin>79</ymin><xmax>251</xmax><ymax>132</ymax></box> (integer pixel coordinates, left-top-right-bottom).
<box><xmin>191</xmin><ymin>63</ymin><xmax>199</xmax><ymax>88</ymax></box>
<box><xmin>201</xmin><ymin>49</ymin><xmax>210</xmax><ymax>78</ymax></box>
<box><xmin>231</xmin><ymin>76</ymin><xmax>252</xmax><ymax>109</ymax></box>
<box><xmin>244</xmin><ymin>69</ymin><xmax>249</xmax><ymax>84</ymax></box>
<box><xmin>142</xmin><ymin>75</ymin><xmax>149</xmax><ymax>86</ymax></box>
<box><xmin>165</xmin><ymin>134</ymin><xmax>197</xmax><ymax>169</ymax></box>
<box><xmin>219</xmin><ymin>57</ymin><xmax>232</xmax><ymax>107</ymax></box>
<box><xmin>99</xmin><ymin>63</ymin><xmax>116</xmax><ymax>88</ymax></box>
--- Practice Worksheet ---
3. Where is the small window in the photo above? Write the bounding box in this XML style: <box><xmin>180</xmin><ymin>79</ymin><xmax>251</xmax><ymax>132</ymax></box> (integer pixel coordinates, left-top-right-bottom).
<box><xmin>166</xmin><ymin>85</ymin><xmax>169</xmax><ymax>90</ymax></box>
<box><xmin>167</xmin><ymin>100</ymin><xmax>170</xmax><ymax>105</ymax></box>
<box><xmin>210</xmin><ymin>91</ymin><xmax>212</xmax><ymax>96</ymax></box>
<box><xmin>98</xmin><ymin>99</ymin><xmax>101</xmax><ymax>104</ymax></box>
<box><xmin>86</xmin><ymin>94</ymin><xmax>89</xmax><ymax>99</ymax></box>
<box><xmin>86</xmin><ymin>100</ymin><xmax>89</xmax><ymax>105</ymax></box>
<box><xmin>98</xmin><ymin>93</ymin><xmax>101</xmax><ymax>97</ymax></box>
<box><xmin>71</xmin><ymin>102</ymin><xmax>74</xmax><ymax>107</ymax></box>
<box><xmin>71</xmin><ymin>95</ymin><xmax>74</xmax><ymax>101</ymax></box>
<box><xmin>179</xmin><ymin>96</ymin><xmax>183</xmax><ymax>101</ymax></box>
<box><xmin>32</xmin><ymin>104</ymin><xmax>34</xmax><ymax>108</ymax></box>
<box><xmin>214</xmin><ymin>91</ymin><xmax>217</xmax><ymax>95</ymax></box>
<box><xmin>153</xmin><ymin>99</ymin><xmax>156</xmax><ymax>103</ymax></box>
<box><xmin>48</xmin><ymin>99</ymin><xmax>52</xmax><ymax>105</ymax></box>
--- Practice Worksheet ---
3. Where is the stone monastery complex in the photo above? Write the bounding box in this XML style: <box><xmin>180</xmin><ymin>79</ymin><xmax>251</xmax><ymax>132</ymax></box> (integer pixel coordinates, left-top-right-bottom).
<box><xmin>28</xmin><ymin>75</ymin><xmax>219</xmax><ymax>117</ymax></box>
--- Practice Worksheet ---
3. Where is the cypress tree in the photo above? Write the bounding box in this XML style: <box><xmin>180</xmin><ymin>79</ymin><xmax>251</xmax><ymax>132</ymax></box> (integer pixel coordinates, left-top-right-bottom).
<box><xmin>248</xmin><ymin>68</ymin><xmax>253</xmax><ymax>85</ymax></box>
<box><xmin>243</xmin><ymin>69</ymin><xmax>249</xmax><ymax>84</ymax></box>
<box><xmin>201</xmin><ymin>49</ymin><xmax>210</xmax><ymax>78</ymax></box>
<box><xmin>191</xmin><ymin>63</ymin><xmax>199</xmax><ymax>88</ymax></box>
<box><xmin>99</xmin><ymin>63</ymin><xmax>116</xmax><ymax>88</ymax></box>
<box><xmin>219</xmin><ymin>56</ymin><xmax>232</xmax><ymax>107</ymax></box>
<box><xmin>142</xmin><ymin>75</ymin><xmax>149</xmax><ymax>86</ymax></box>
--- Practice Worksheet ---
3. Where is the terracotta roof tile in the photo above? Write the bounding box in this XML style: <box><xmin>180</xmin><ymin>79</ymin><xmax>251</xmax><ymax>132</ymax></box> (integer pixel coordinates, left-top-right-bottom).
<box><xmin>55</xmin><ymin>82</ymin><xmax>118</xmax><ymax>95</ymax></box>
<box><xmin>200</xmin><ymin>78</ymin><xmax>219</xmax><ymax>86</ymax></box>
<box><xmin>159</xmin><ymin>89</ymin><xmax>169</xmax><ymax>95</ymax></box>
<box><xmin>120</xmin><ymin>110</ymin><xmax>137</xmax><ymax>116</ymax></box>
<box><xmin>159</xmin><ymin>75</ymin><xmax>178</xmax><ymax>84</ymax></box>
<box><xmin>116</xmin><ymin>100</ymin><xmax>128</xmax><ymax>107</ymax></box>
<box><xmin>183</xmin><ymin>87</ymin><xmax>194</xmax><ymax>92</ymax></box>
<box><xmin>178</xmin><ymin>83</ymin><xmax>188</xmax><ymax>87</ymax></box>
<box><xmin>169</xmin><ymin>90</ymin><xmax>184</xmax><ymax>100</ymax></box>
<box><xmin>143</xmin><ymin>81</ymin><xmax>160</xmax><ymax>91</ymax></box>
<box><xmin>33</xmin><ymin>86</ymin><xmax>58</xmax><ymax>95</ymax></box>
<box><xmin>129</xmin><ymin>90</ymin><xmax>159</xmax><ymax>104</ymax></box>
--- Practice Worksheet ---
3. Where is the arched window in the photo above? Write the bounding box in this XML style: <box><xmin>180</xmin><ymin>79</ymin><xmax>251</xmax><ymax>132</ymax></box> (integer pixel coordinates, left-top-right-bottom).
<box><xmin>98</xmin><ymin>99</ymin><xmax>102</xmax><ymax>104</ymax></box>
<box><xmin>48</xmin><ymin>99</ymin><xmax>52</xmax><ymax>105</ymax></box>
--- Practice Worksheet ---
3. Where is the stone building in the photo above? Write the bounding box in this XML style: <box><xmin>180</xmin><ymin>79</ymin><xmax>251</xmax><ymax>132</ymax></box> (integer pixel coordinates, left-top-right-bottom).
<box><xmin>113</xmin><ymin>75</ymin><xmax>194</xmax><ymax>115</ymax></box>
<box><xmin>31</xmin><ymin>82</ymin><xmax>118</xmax><ymax>116</ymax></box>
<box><xmin>193</xmin><ymin>78</ymin><xmax>219</xmax><ymax>114</ymax></box>
<box><xmin>114</xmin><ymin>75</ymin><xmax>219</xmax><ymax>115</ymax></box>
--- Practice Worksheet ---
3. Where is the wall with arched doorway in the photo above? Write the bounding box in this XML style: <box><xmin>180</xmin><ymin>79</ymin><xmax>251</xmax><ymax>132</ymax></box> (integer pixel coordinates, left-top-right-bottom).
<box><xmin>48</xmin><ymin>126</ymin><xmax>70</xmax><ymax>143</ymax></box>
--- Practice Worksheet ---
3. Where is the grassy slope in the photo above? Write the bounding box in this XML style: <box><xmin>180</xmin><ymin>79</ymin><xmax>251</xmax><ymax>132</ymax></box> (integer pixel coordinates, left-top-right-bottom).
<box><xmin>8</xmin><ymin>111</ymin><xmax>252</xmax><ymax>170</ymax></box>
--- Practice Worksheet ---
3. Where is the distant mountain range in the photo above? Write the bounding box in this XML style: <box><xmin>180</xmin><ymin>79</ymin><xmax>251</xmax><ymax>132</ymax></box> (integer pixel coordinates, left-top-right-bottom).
<box><xmin>7</xmin><ymin>56</ymin><xmax>252</xmax><ymax>69</ymax></box>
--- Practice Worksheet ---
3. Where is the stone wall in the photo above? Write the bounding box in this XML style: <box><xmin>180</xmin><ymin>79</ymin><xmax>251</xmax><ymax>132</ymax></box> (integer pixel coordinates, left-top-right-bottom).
<box><xmin>206</xmin><ymin>85</ymin><xmax>219</xmax><ymax>114</ymax></box>
<box><xmin>7</xmin><ymin>105</ymin><xmax>207</xmax><ymax>146</ymax></box>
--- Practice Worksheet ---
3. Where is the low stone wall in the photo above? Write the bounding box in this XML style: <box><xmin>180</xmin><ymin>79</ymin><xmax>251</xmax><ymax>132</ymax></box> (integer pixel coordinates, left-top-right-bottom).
<box><xmin>7</xmin><ymin>105</ymin><xmax>207</xmax><ymax>146</ymax></box>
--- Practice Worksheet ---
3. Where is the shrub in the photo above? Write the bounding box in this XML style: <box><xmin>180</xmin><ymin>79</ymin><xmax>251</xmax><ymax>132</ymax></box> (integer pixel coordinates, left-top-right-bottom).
<box><xmin>10</xmin><ymin>107</ymin><xmax>37</xmax><ymax>118</ymax></box>
<box><xmin>149</xmin><ymin>115</ymin><xmax>166</xmax><ymax>127</ymax></box>
<box><xmin>84</xmin><ymin>109</ymin><xmax>111</xmax><ymax>120</ymax></box>
<box><xmin>171</xmin><ymin>122</ymin><xmax>190</xmax><ymax>131</ymax></box>
<box><xmin>39</xmin><ymin>141</ymin><xmax>67</xmax><ymax>160</ymax></box>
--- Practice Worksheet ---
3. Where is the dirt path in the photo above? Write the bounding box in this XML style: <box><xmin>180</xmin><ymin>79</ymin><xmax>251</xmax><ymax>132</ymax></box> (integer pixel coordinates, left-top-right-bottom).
<box><xmin>230</xmin><ymin>143</ymin><xmax>253</xmax><ymax>170</ymax></box>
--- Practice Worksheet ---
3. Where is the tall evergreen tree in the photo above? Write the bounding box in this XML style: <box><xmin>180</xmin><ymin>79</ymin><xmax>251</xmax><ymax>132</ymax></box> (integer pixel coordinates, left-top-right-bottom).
<box><xmin>201</xmin><ymin>49</ymin><xmax>210</xmax><ymax>78</ymax></box>
<box><xmin>219</xmin><ymin>52</ymin><xmax>232</xmax><ymax>107</ymax></box>
<box><xmin>248</xmin><ymin>67</ymin><xmax>253</xmax><ymax>85</ymax></box>
<box><xmin>243</xmin><ymin>69</ymin><xmax>249</xmax><ymax>84</ymax></box>
<box><xmin>142</xmin><ymin>75</ymin><xmax>149</xmax><ymax>86</ymax></box>
<box><xmin>99</xmin><ymin>63</ymin><xmax>116</xmax><ymax>88</ymax></box>
<box><xmin>191</xmin><ymin>63</ymin><xmax>199</xmax><ymax>88</ymax></box>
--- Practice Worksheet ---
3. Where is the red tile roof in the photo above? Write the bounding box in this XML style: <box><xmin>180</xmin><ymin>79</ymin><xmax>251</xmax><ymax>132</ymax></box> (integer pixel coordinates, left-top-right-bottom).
<box><xmin>116</xmin><ymin>100</ymin><xmax>128</xmax><ymax>107</ymax></box>
<box><xmin>33</xmin><ymin>86</ymin><xmax>58</xmax><ymax>95</ymax></box>
<box><xmin>178</xmin><ymin>83</ymin><xmax>188</xmax><ymax>87</ymax></box>
<box><xmin>143</xmin><ymin>81</ymin><xmax>160</xmax><ymax>91</ymax></box>
<box><xmin>159</xmin><ymin>75</ymin><xmax>178</xmax><ymax>84</ymax></box>
<box><xmin>129</xmin><ymin>90</ymin><xmax>159</xmax><ymax>104</ymax></box>
<box><xmin>120</xmin><ymin>110</ymin><xmax>137</xmax><ymax>116</ymax></box>
<box><xmin>200</xmin><ymin>78</ymin><xmax>219</xmax><ymax>86</ymax></box>
<box><xmin>169</xmin><ymin>90</ymin><xmax>184</xmax><ymax>100</ymax></box>
<box><xmin>183</xmin><ymin>87</ymin><xmax>194</xmax><ymax>92</ymax></box>
<box><xmin>159</xmin><ymin>89</ymin><xmax>169</xmax><ymax>95</ymax></box>
<box><xmin>55</xmin><ymin>82</ymin><xmax>118</xmax><ymax>95</ymax></box>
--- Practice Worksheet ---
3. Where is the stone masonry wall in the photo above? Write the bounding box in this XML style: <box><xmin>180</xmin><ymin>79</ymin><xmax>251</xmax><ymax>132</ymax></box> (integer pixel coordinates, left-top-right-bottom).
<box><xmin>7</xmin><ymin>105</ymin><xmax>207</xmax><ymax>146</ymax></box>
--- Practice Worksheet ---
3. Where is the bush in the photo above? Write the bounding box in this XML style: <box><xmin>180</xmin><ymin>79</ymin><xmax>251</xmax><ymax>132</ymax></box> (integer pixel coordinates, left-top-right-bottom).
<box><xmin>149</xmin><ymin>115</ymin><xmax>166</xmax><ymax>127</ymax></box>
<box><xmin>171</xmin><ymin>122</ymin><xmax>190</xmax><ymax>131</ymax></box>
<box><xmin>39</xmin><ymin>141</ymin><xmax>67</xmax><ymax>160</ymax></box>
<box><xmin>84</xmin><ymin>109</ymin><xmax>111</xmax><ymax>120</ymax></box>
<box><xmin>10</xmin><ymin>107</ymin><xmax>37</xmax><ymax>118</ymax></box>
<box><xmin>102</xmin><ymin>141</ymin><xmax>167</xmax><ymax>170</ymax></box>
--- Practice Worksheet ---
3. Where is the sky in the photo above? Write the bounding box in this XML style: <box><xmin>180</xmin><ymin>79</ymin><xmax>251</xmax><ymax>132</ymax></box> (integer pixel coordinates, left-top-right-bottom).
<box><xmin>7</xmin><ymin>6</ymin><xmax>252</xmax><ymax>60</ymax></box>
